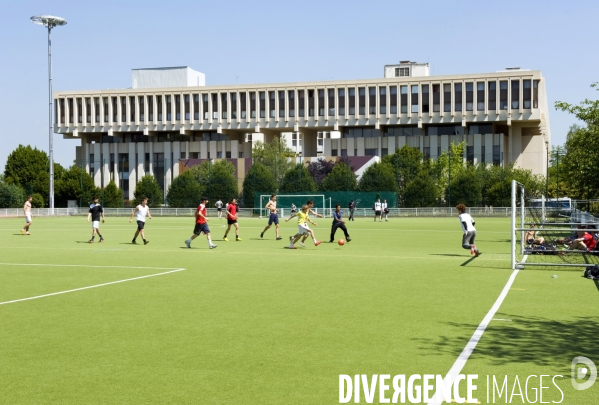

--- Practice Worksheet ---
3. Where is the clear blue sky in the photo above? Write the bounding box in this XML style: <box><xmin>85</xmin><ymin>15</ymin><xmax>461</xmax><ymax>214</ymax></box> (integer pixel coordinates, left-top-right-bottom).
<box><xmin>1</xmin><ymin>0</ymin><xmax>597</xmax><ymax>170</ymax></box>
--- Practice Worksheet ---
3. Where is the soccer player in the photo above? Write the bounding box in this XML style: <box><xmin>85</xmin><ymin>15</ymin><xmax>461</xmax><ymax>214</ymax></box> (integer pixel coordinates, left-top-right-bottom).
<box><xmin>348</xmin><ymin>199</ymin><xmax>356</xmax><ymax>221</ymax></box>
<box><xmin>185</xmin><ymin>197</ymin><xmax>217</xmax><ymax>249</ymax></box>
<box><xmin>21</xmin><ymin>195</ymin><xmax>33</xmax><ymax>235</ymax></box>
<box><xmin>329</xmin><ymin>204</ymin><xmax>351</xmax><ymax>243</ymax></box>
<box><xmin>129</xmin><ymin>196</ymin><xmax>152</xmax><ymax>245</ymax></box>
<box><xmin>215</xmin><ymin>199</ymin><xmax>223</xmax><ymax>218</ymax></box>
<box><xmin>260</xmin><ymin>194</ymin><xmax>282</xmax><ymax>240</ymax></box>
<box><xmin>223</xmin><ymin>198</ymin><xmax>241</xmax><ymax>241</ymax></box>
<box><xmin>291</xmin><ymin>203</ymin><xmax>297</xmax><ymax>214</ymax></box>
<box><xmin>296</xmin><ymin>200</ymin><xmax>324</xmax><ymax>245</ymax></box>
<box><xmin>87</xmin><ymin>196</ymin><xmax>105</xmax><ymax>243</ymax></box>
<box><xmin>457</xmin><ymin>204</ymin><xmax>480</xmax><ymax>257</ymax></box>
<box><xmin>286</xmin><ymin>204</ymin><xmax>321</xmax><ymax>248</ymax></box>
<box><xmin>374</xmin><ymin>198</ymin><xmax>382</xmax><ymax>222</ymax></box>
<box><xmin>382</xmin><ymin>199</ymin><xmax>389</xmax><ymax>222</ymax></box>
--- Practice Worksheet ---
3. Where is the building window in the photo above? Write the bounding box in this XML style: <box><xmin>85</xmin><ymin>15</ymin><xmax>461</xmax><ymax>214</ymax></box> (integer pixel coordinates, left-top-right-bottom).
<box><xmin>432</xmin><ymin>84</ymin><xmax>440</xmax><ymax>112</ymax></box>
<box><xmin>466</xmin><ymin>146</ymin><xmax>474</xmax><ymax>164</ymax></box>
<box><xmin>175</xmin><ymin>95</ymin><xmax>181</xmax><ymax>120</ymax></box>
<box><xmin>368</xmin><ymin>87</ymin><xmax>376</xmax><ymax>114</ymax></box>
<box><xmin>130</xmin><ymin>96</ymin><xmax>136</xmax><ymax>122</ymax></box>
<box><xmin>469</xmin><ymin>124</ymin><xmax>493</xmax><ymax>134</ymax></box>
<box><xmin>334</xmin><ymin>88</ymin><xmax>344</xmax><ymax>116</ymax></box>
<box><xmin>454</xmin><ymin>83</ymin><xmax>462</xmax><ymax>112</ymax></box>
<box><xmin>58</xmin><ymin>99</ymin><xmax>64</xmax><ymax>124</ymax></box>
<box><xmin>349</xmin><ymin>88</ymin><xmax>356</xmax><ymax>115</ymax></box>
<box><xmin>465</xmin><ymin>83</ymin><xmax>473</xmax><ymax>111</ymax></box>
<box><xmin>230</xmin><ymin>93</ymin><xmax>237</xmax><ymax>119</ymax></box>
<box><xmin>250</xmin><ymin>92</ymin><xmax>256</xmax><ymax>118</ymax></box>
<box><xmin>499</xmin><ymin>81</ymin><xmax>508</xmax><ymax>110</ymax></box>
<box><xmin>425</xmin><ymin>125</ymin><xmax>464</xmax><ymax>136</ymax></box>
<box><xmin>89</xmin><ymin>153</ymin><xmax>95</xmax><ymax>177</ymax></box>
<box><xmin>328</xmin><ymin>89</ymin><xmax>335</xmax><ymax>116</ymax></box>
<box><xmin>394</xmin><ymin>67</ymin><xmax>400</xmax><ymax>77</ymax></box>
<box><xmin>144</xmin><ymin>153</ymin><xmax>150</xmax><ymax>173</ymax></box>
<box><xmin>86</xmin><ymin>98</ymin><xmax>91</xmax><ymax>123</ymax></box>
<box><xmin>400</xmin><ymin>86</ymin><xmax>408</xmax><ymax>113</ymax></box>
<box><xmin>308</xmin><ymin>90</ymin><xmax>315</xmax><ymax>117</ymax></box>
<box><xmin>533</xmin><ymin>80</ymin><xmax>539</xmax><ymax>108</ymax></box>
<box><xmin>112</xmin><ymin>97</ymin><xmax>118</xmax><ymax>123</ymax></box>
<box><xmin>411</xmin><ymin>85</ymin><xmax>418</xmax><ymax>113</ymax></box>
<box><xmin>493</xmin><ymin>145</ymin><xmax>501</xmax><ymax>165</ymax></box>
<box><xmin>298</xmin><ymin>90</ymin><xmax>305</xmax><ymax>117</ymax></box>
<box><xmin>511</xmin><ymin>80</ymin><xmax>520</xmax><ymax>109</ymax></box>
<box><xmin>481</xmin><ymin>145</ymin><xmax>486</xmax><ymax>164</ymax></box>
<box><xmin>341</xmin><ymin>149</ymin><xmax>347</xmax><ymax>156</ymax></box>
<box><xmin>358</xmin><ymin>87</ymin><xmax>365</xmax><ymax>115</ymax></box>
<box><xmin>396</xmin><ymin>67</ymin><xmax>409</xmax><ymax>77</ymax></box>
<box><xmin>68</xmin><ymin>98</ymin><xmax>73</xmax><ymax>123</ymax></box>
<box><xmin>259</xmin><ymin>92</ymin><xmax>266</xmax><ymax>118</ymax></box>
<box><xmin>379</xmin><ymin>86</ymin><xmax>386</xmax><ymax>114</ymax></box>
<box><xmin>166</xmin><ymin>95</ymin><xmax>172</xmax><ymax>121</ymax></box>
<box><xmin>477</xmin><ymin>82</ymin><xmax>485</xmax><ymax>111</ymax></box>
<box><xmin>147</xmin><ymin>96</ymin><xmax>153</xmax><ymax>121</ymax></box>
<box><xmin>365</xmin><ymin>148</ymin><xmax>377</xmax><ymax>156</ymax></box>
<box><xmin>103</xmin><ymin>97</ymin><xmax>108</xmax><ymax>122</ymax></box>
<box><xmin>139</xmin><ymin>96</ymin><xmax>145</xmax><ymax>121</ymax></box>
<box><xmin>77</xmin><ymin>98</ymin><xmax>82</xmax><ymax>123</ymax></box>
<box><xmin>343</xmin><ymin>127</ymin><xmax>382</xmax><ymax>138</ymax></box>
<box><xmin>318</xmin><ymin>89</ymin><xmax>325</xmax><ymax>116</ymax></box>
<box><xmin>269</xmin><ymin>91</ymin><xmax>275</xmax><ymax>118</ymax></box>
<box><xmin>240</xmin><ymin>92</ymin><xmax>246</xmax><ymax>119</ymax></box>
<box><xmin>184</xmin><ymin>95</ymin><xmax>190</xmax><ymax>120</ymax></box>
<box><xmin>203</xmin><ymin>94</ymin><xmax>209</xmax><ymax>119</ymax></box>
<box><xmin>423</xmin><ymin>147</ymin><xmax>430</xmax><ymax>159</ymax></box>
<box><xmin>279</xmin><ymin>91</ymin><xmax>285</xmax><ymax>118</ymax></box>
<box><xmin>523</xmin><ymin>80</ymin><xmax>531</xmax><ymax>109</ymax></box>
<box><xmin>422</xmin><ymin>85</ymin><xmax>429</xmax><ymax>113</ymax></box>
<box><xmin>488</xmin><ymin>82</ymin><xmax>496</xmax><ymax>110</ymax></box>
<box><xmin>443</xmin><ymin>84</ymin><xmax>451</xmax><ymax>112</ymax></box>
<box><xmin>153</xmin><ymin>153</ymin><xmax>165</xmax><ymax>194</ymax></box>
<box><xmin>331</xmin><ymin>149</ymin><xmax>338</xmax><ymax>156</ymax></box>
<box><xmin>390</xmin><ymin>86</ymin><xmax>397</xmax><ymax>114</ymax></box>
<box><xmin>120</xmin><ymin>97</ymin><xmax>126</xmax><ymax>122</ymax></box>
<box><xmin>288</xmin><ymin>90</ymin><xmax>294</xmax><ymax>117</ymax></box>
<box><xmin>382</xmin><ymin>148</ymin><xmax>389</xmax><ymax>156</ymax></box>
<box><xmin>95</xmin><ymin>98</ymin><xmax>100</xmax><ymax>122</ymax></box>
<box><xmin>109</xmin><ymin>153</ymin><xmax>115</xmax><ymax>178</ymax></box>
<box><xmin>212</xmin><ymin>93</ymin><xmax>219</xmax><ymax>119</ymax></box>
<box><xmin>193</xmin><ymin>94</ymin><xmax>199</xmax><ymax>120</ymax></box>
<box><xmin>221</xmin><ymin>93</ymin><xmax>228</xmax><ymax>119</ymax></box>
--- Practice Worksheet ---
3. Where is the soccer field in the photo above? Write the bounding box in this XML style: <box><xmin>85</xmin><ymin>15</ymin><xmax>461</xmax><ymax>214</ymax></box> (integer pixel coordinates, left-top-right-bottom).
<box><xmin>0</xmin><ymin>215</ymin><xmax>597</xmax><ymax>404</ymax></box>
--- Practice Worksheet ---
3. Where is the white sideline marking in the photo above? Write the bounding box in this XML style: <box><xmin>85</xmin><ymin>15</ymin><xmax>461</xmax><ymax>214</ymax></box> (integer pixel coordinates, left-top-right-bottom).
<box><xmin>0</xmin><ymin>268</ymin><xmax>186</xmax><ymax>306</ymax></box>
<box><xmin>0</xmin><ymin>263</ymin><xmax>179</xmax><ymax>270</ymax></box>
<box><xmin>427</xmin><ymin>266</ymin><xmax>523</xmax><ymax>404</ymax></box>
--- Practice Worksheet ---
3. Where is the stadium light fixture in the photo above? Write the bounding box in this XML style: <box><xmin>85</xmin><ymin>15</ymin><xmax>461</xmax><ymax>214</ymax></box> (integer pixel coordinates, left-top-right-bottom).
<box><xmin>31</xmin><ymin>15</ymin><xmax>67</xmax><ymax>214</ymax></box>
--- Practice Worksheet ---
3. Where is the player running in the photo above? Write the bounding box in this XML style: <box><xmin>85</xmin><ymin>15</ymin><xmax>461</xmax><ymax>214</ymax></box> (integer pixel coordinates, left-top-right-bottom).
<box><xmin>286</xmin><ymin>204</ymin><xmax>321</xmax><ymax>249</ymax></box>
<box><xmin>329</xmin><ymin>204</ymin><xmax>351</xmax><ymax>243</ymax></box>
<box><xmin>87</xmin><ymin>196</ymin><xmax>105</xmax><ymax>243</ymax></box>
<box><xmin>260</xmin><ymin>194</ymin><xmax>282</xmax><ymax>240</ymax></box>
<box><xmin>185</xmin><ymin>197</ymin><xmax>217</xmax><ymax>249</ymax></box>
<box><xmin>129</xmin><ymin>196</ymin><xmax>152</xmax><ymax>245</ymax></box>
<box><xmin>457</xmin><ymin>204</ymin><xmax>480</xmax><ymax>257</ymax></box>
<box><xmin>223</xmin><ymin>198</ymin><xmax>241</xmax><ymax>241</ymax></box>
<box><xmin>21</xmin><ymin>195</ymin><xmax>33</xmax><ymax>235</ymax></box>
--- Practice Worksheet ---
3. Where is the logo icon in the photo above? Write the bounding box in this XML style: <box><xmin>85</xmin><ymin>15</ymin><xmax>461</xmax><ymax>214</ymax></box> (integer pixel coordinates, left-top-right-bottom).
<box><xmin>571</xmin><ymin>356</ymin><xmax>597</xmax><ymax>390</ymax></box>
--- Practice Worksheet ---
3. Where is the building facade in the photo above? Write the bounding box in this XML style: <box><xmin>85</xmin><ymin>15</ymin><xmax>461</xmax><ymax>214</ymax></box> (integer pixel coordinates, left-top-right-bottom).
<box><xmin>54</xmin><ymin>63</ymin><xmax>550</xmax><ymax>200</ymax></box>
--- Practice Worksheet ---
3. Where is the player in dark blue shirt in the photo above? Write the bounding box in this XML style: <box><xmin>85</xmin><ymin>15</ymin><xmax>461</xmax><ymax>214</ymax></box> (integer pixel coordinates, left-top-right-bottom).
<box><xmin>329</xmin><ymin>204</ymin><xmax>351</xmax><ymax>243</ymax></box>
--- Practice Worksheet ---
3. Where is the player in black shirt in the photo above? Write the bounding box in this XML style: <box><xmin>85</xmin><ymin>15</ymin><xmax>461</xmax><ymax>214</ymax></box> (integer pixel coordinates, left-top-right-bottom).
<box><xmin>87</xmin><ymin>196</ymin><xmax>105</xmax><ymax>243</ymax></box>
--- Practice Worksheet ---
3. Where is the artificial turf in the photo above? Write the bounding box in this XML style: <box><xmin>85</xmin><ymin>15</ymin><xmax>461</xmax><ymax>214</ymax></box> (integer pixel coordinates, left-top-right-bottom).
<box><xmin>0</xmin><ymin>215</ymin><xmax>596</xmax><ymax>404</ymax></box>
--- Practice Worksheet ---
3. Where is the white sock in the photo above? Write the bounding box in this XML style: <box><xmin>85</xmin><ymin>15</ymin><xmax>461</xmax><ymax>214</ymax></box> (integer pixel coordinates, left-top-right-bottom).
<box><xmin>207</xmin><ymin>236</ymin><xmax>213</xmax><ymax>245</ymax></box>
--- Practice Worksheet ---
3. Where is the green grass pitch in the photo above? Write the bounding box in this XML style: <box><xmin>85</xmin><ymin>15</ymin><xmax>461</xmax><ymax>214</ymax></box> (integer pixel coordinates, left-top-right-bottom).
<box><xmin>0</xmin><ymin>215</ymin><xmax>597</xmax><ymax>404</ymax></box>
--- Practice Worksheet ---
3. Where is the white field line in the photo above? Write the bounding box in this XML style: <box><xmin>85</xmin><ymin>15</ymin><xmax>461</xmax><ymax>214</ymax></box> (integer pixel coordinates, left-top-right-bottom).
<box><xmin>0</xmin><ymin>267</ymin><xmax>186</xmax><ymax>306</ymax></box>
<box><xmin>0</xmin><ymin>263</ymin><xmax>179</xmax><ymax>270</ymax></box>
<box><xmin>427</xmin><ymin>256</ymin><xmax>526</xmax><ymax>405</ymax></box>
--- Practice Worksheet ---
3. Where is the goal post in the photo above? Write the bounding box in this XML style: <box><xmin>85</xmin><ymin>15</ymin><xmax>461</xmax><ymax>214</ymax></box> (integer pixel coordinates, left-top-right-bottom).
<box><xmin>259</xmin><ymin>194</ymin><xmax>328</xmax><ymax>218</ymax></box>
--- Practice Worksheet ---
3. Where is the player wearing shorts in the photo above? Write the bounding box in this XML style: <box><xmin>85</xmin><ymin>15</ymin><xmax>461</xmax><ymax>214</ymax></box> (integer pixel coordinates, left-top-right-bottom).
<box><xmin>215</xmin><ymin>199</ymin><xmax>223</xmax><ymax>219</ymax></box>
<box><xmin>260</xmin><ymin>194</ymin><xmax>282</xmax><ymax>240</ymax></box>
<box><xmin>185</xmin><ymin>197</ymin><xmax>217</xmax><ymax>249</ymax></box>
<box><xmin>374</xmin><ymin>198</ymin><xmax>382</xmax><ymax>221</ymax></box>
<box><xmin>129</xmin><ymin>196</ymin><xmax>152</xmax><ymax>245</ymax></box>
<box><xmin>297</xmin><ymin>200</ymin><xmax>324</xmax><ymax>245</ymax></box>
<box><xmin>21</xmin><ymin>195</ymin><xmax>33</xmax><ymax>235</ymax></box>
<box><xmin>223</xmin><ymin>198</ymin><xmax>241</xmax><ymax>241</ymax></box>
<box><xmin>457</xmin><ymin>204</ymin><xmax>480</xmax><ymax>257</ymax></box>
<box><xmin>285</xmin><ymin>204</ymin><xmax>321</xmax><ymax>248</ymax></box>
<box><xmin>87</xmin><ymin>196</ymin><xmax>105</xmax><ymax>243</ymax></box>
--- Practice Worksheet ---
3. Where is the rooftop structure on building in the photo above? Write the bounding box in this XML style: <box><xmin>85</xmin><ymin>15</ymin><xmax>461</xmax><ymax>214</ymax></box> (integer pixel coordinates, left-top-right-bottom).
<box><xmin>54</xmin><ymin>62</ymin><xmax>551</xmax><ymax>201</ymax></box>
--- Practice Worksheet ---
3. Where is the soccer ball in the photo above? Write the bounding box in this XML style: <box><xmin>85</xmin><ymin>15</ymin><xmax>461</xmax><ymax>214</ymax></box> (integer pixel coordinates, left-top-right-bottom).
<box><xmin>338</xmin><ymin>239</ymin><xmax>345</xmax><ymax>246</ymax></box>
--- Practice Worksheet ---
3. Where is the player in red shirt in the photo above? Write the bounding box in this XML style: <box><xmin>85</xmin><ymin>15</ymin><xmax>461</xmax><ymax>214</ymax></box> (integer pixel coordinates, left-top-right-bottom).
<box><xmin>185</xmin><ymin>197</ymin><xmax>217</xmax><ymax>249</ymax></box>
<box><xmin>223</xmin><ymin>198</ymin><xmax>241</xmax><ymax>241</ymax></box>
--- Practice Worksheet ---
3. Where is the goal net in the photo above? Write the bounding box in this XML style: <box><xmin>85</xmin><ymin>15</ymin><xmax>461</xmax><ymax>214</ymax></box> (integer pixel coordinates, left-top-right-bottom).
<box><xmin>259</xmin><ymin>194</ymin><xmax>328</xmax><ymax>219</ymax></box>
<box><xmin>511</xmin><ymin>180</ymin><xmax>599</xmax><ymax>270</ymax></box>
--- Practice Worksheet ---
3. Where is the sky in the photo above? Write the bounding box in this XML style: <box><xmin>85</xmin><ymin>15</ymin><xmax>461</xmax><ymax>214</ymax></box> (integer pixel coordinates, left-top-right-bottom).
<box><xmin>1</xmin><ymin>0</ymin><xmax>597</xmax><ymax>170</ymax></box>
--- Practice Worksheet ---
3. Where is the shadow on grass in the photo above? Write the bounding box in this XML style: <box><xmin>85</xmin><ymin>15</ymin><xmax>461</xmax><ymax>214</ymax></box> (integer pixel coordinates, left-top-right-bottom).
<box><xmin>416</xmin><ymin>316</ymin><xmax>599</xmax><ymax>369</ymax></box>
<box><xmin>594</xmin><ymin>279</ymin><xmax>599</xmax><ymax>293</ymax></box>
<box><xmin>75</xmin><ymin>241</ymin><xmax>92</xmax><ymax>244</ymax></box>
<box><xmin>430</xmin><ymin>254</ymin><xmax>464</xmax><ymax>257</ymax></box>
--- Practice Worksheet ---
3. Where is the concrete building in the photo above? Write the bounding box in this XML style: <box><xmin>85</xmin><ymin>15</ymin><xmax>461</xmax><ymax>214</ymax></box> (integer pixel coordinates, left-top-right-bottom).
<box><xmin>54</xmin><ymin>63</ymin><xmax>551</xmax><ymax>200</ymax></box>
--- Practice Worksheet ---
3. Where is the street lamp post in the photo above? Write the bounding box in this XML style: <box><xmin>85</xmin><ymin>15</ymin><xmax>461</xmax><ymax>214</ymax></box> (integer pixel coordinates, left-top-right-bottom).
<box><xmin>31</xmin><ymin>15</ymin><xmax>67</xmax><ymax>214</ymax></box>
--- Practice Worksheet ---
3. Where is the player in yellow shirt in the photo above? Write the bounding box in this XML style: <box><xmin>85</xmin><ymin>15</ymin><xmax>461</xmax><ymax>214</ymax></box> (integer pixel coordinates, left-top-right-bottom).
<box><xmin>285</xmin><ymin>204</ymin><xmax>321</xmax><ymax>249</ymax></box>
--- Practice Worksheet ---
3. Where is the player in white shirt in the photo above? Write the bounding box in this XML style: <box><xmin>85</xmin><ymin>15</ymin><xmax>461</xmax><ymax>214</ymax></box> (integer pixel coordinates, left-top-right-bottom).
<box><xmin>215</xmin><ymin>199</ymin><xmax>224</xmax><ymax>218</ymax></box>
<box><xmin>129</xmin><ymin>197</ymin><xmax>152</xmax><ymax>245</ymax></box>
<box><xmin>374</xmin><ymin>199</ymin><xmax>382</xmax><ymax>222</ymax></box>
<box><xmin>457</xmin><ymin>204</ymin><xmax>480</xmax><ymax>257</ymax></box>
<box><xmin>381</xmin><ymin>199</ymin><xmax>389</xmax><ymax>222</ymax></box>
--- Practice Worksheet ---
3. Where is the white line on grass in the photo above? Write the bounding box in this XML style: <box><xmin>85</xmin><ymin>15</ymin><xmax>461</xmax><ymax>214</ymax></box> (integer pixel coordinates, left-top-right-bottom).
<box><xmin>0</xmin><ymin>268</ymin><xmax>186</xmax><ymax>306</ymax></box>
<box><xmin>0</xmin><ymin>263</ymin><xmax>181</xmax><ymax>270</ymax></box>
<box><xmin>427</xmin><ymin>261</ymin><xmax>525</xmax><ymax>405</ymax></box>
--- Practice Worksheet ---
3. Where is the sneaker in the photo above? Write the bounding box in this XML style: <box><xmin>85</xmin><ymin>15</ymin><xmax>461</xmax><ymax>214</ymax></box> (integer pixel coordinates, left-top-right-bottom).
<box><xmin>276</xmin><ymin>237</ymin><xmax>282</xmax><ymax>240</ymax></box>
<box><xmin>314</xmin><ymin>241</ymin><xmax>322</xmax><ymax>246</ymax></box>
<box><xmin>99</xmin><ymin>238</ymin><xmax>104</xmax><ymax>243</ymax></box>
<box><xmin>20</xmin><ymin>229</ymin><xmax>25</xmax><ymax>235</ymax></box>
<box><xmin>236</xmin><ymin>237</ymin><xmax>242</xmax><ymax>241</ymax></box>
<box><xmin>260</xmin><ymin>232</ymin><xmax>264</xmax><ymax>238</ymax></box>
<box><xmin>143</xmin><ymin>240</ymin><xmax>149</xmax><ymax>245</ymax></box>
<box><xmin>470</xmin><ymin>245</ymin><xmax>475</xmax><ymax>255</ymax></box>
<box><xmin>223</xmin><ymin>237</ymin><xmax>229</xmax><ymax>241</ymax></box>
<box><xmin>88</xmin><ymin>240</ymin><xmax>93</xmax><ymax>243</ymax></box>
<box><xmin>209</xmin><ymin>244</ymin><xmax>217</xmax><ymax>249</ymax></box>
<box><xmin>300</xmin><ymin>242</ymin><xmax>305</xmax><ymax>247</ymax></box>
<box><xmin>185</xmin><ymin>240</ymin><xmax>191</xmax><ymax>248</ymax></box>
<box><xmin>26</xmin><ymin>232</ymin><xmax>31</xmax><ymax>235</ymax></box>
<box><xmin>347</xmin><ymin>238</ymin><xmax>351</xmax><ymax>242</ymax></box>
<box><xmin>329</xmin><ymin>240</ymin><xmax>334</xmax><ymax>243</ymax></box>
<box><xmin>288</xmin><ymin>245</ymin><xmax>297</xmax><ymax>249</ymax></box>
<box><xmin>132</xmin><ymin>239</ymin><xmax>137</xmax><ymax>244</ymax></box>
<box><xmin>475</xmin><ymin>250</ymin><xmax>480</xmax><ymax>257</ymax></box>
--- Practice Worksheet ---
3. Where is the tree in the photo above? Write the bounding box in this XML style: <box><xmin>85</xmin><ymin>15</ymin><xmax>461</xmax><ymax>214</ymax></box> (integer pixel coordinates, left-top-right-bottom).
<box><xmin>556</xmin><ymin>126</ymin><xmax>599</xmax><ymax>199</ymax></box>
<box><xmin>555</xmin><ymin>82</ymin><xmax>599</xmax><ymax>129</ymax></box>
<box><xmin>0</xmin><ymin>182</ymin><xmax>26</xmax><ymax>208</ymax></box>
<box><xmin>382</xmin><ymin>145</ymin><xmax>423</xmax><ymax>198</ymax></box>
<box><xmin>103</xmin><ymin>180</ymin><xmax>123</xmax><ymax>208</ymax></box>
<box><xmin>307</xmin><ymin>159</ymin><xmax>335</xmax><ymax>189</ymax></box>
<box><xmin>320</xmin><ymin>162</ymin><xmax>357</xmax><ymax>191</ymax></box>
<box><xmin>55</xmin><ymin>165</ymin><xmax>100</xmax><ymax>207</ymax></box>
<box><xmin>133</xmin><ymin>175</ymin><xmax>163</xmax><ymax>207</ymax></box>
<box><xmin>279</xmin><ymin>164</ymin><xmax>317</xmax><ymax>193</ymax></box>
<box><xmin>446</xmin><ymin>165</ymin><xmax>483</xmax><ymax>206</ymax></box>
<box><xmin>403</xmin><ymin>171</ymin><xmax>439</xmax><ymax>207</ymax></box>
<box><xmin>358</xmin><ymin>162</ymin><xmax>397</xmax><ymax>192</ymax></box>
<box><xmin>188</xmin><ymin>160</ymin><xmax>238</xmax><ymax>202</ymax></box>
<box><xmin>252</xmin><ymin>136</ymin><xmax>294</xmax><ymax>184</ymax></box>
<box><xmin>241</xmin><ymin>162</ymin><xmax>277</xmax><ymax>208</ymax></box>
<box><xmin>166</xmin><ymin>171</ymin><xmax>204</xmax><ymax>208</ymax></box>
